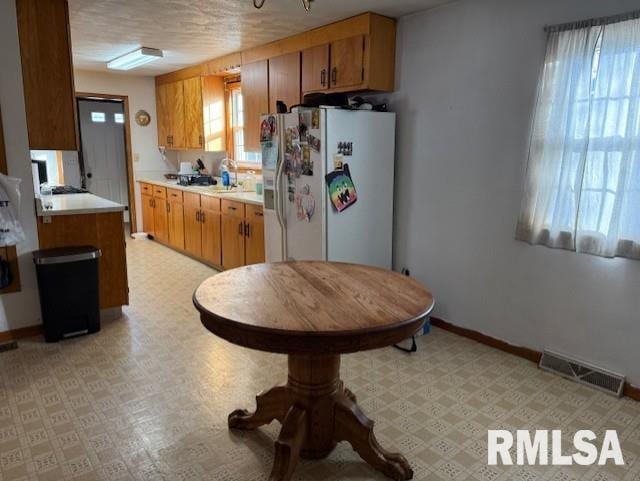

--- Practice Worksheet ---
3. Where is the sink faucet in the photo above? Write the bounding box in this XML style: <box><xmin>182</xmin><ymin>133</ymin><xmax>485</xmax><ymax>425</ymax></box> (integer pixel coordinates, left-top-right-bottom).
<box><xmin>221</xmin><ymin>158</ymin><xmax>239</xmax><ymax>187</ymax></box>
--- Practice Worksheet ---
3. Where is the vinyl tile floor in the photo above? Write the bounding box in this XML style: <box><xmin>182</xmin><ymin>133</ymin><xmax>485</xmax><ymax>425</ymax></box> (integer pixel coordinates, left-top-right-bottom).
<box><xmin>1</xmin><ymin>236</ymin><xmax>639</xmax><ymax>481</ymax></box>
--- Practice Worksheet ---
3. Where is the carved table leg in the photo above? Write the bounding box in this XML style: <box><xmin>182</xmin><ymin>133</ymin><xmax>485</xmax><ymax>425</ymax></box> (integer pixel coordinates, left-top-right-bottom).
<box><xmin>269</xmin><ymin>405</ymin><xmax>308</xmax><ymax>481</ymax></box>
<box><xmin>227</xmin><ymin>354</ymin><xmax>412</xmax><ymax>481</ymax></box>
<box><xmin>228</xmin><ymin>385</ymin><xmax>291</xmax><ymax>430</ymax></box>
<box><xmin>333</xmin><ymin>393</ymin><xmax>413</xmax><ymax>481</ymax></box>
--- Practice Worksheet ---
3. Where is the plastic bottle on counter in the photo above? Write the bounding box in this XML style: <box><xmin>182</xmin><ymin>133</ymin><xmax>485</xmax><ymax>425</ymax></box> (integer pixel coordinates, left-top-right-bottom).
<box><xmin>220</xmin><ymin>165</ymin><xmax>230</xmax><ymax>187</ymax></box>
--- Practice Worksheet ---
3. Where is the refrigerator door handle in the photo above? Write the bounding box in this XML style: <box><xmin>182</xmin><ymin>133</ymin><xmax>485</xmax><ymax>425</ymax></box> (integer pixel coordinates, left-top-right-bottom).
<box><xmin>274</xmin><ymin>137</ymin><xmax>287</xmax><ymax>260</ymax></box>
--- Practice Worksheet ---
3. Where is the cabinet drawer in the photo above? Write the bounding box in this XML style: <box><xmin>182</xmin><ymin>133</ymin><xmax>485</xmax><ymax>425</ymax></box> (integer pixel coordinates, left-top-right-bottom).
<box><xmin>167</xmin><ymin>188</ymin><xmax>183</xmax><ymax>203</ymax></box>
<box><xmin>221</xmin><ymin>199</ymin><xmax>245</xmax><ymax>218</ymax></box>
<box><xmin>201</xmin><ymin>195</ymin><xmax>221</xmax><ymax>212</ymax></box>
<box><xmin>140</xmin><ymin>183</ymin><xmax>153</xmax><ymax>196</ymax></box>
<box><xmin>183</xmin><ymin>192</ymin><xmax>201</xmax><ymax>209</ymax></box>
<box><xmin>245</xmin><ymin>204</ymin><xmax>264</xmax><ymax>222</ymax></box>
<box><xmin>153</xmin><ymin>186</ymin><xmax>167</xmax><ymax>199</ymax></box>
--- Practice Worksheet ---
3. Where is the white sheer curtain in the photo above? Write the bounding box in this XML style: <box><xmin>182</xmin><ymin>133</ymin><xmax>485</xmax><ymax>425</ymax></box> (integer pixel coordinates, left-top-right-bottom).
<box><xmin>517</xmin><ymin>17</ymin><xmax>640</xmax><ymax>260</ymax></box>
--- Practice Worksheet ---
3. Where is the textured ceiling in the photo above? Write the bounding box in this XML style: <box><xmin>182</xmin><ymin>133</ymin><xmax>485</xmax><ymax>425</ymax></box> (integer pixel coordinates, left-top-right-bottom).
<box><xmin>69</xmin><ymin>0</ymin><xmax>455</xmax><ymax>76</ymax></box>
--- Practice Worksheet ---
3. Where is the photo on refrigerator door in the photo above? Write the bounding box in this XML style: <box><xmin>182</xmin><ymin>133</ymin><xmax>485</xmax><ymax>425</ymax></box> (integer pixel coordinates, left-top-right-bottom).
<box><xmin>326</xmin><ymin>164</ymin><xmax>357</xmax><ymax>212</ymax></box>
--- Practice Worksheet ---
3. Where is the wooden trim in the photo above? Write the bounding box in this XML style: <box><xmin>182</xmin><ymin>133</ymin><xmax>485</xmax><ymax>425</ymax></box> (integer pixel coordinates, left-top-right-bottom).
<box><xmin>55</xmin><ymin>151</ymin><xmax>65</xmax><ymax>184</ymax></box>
<box><xmin>430</xmin><ymin>316</ymin><xmax>640</xmax><ymax>402</ymax></box>
<box><xmin>0</xmin><ymin>324</ymin><xmax>42</xmax><ymax>343</ymax></box>
<box><xmin>154</xmin><ymin>13</ymin><xmax>387</xmax><ymax>86</ymax></box>
<box><xmin>430</xmin><ymin>317</ymin><xmax>541</xmax><ymax>363</ymax></box>
<box><xmin>75</xmin><ymin>92</ymin><xmax>137</xmax><ymax>234</ymax></box>
<box><xmin>0</xmin><ymin>105</ymin><xmax>21</xmax><ymax>294</ymax></box>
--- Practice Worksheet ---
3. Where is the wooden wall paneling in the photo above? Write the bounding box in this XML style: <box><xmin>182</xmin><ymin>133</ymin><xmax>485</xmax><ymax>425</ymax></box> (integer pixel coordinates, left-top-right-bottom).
<box><xmin>269</xmin><ymin>52</ymin><xmax>301</xmax><ymax>113</ymax></box>
<box><xmin>201</xmin><ymin>76</ymin><xmax>227</xmax><ymax>152</ymax></box>
<box><xmin>0</xmin><ymin>107</ymin><xmax>21</xmax><ymax>294</ymax></box>
<box><xmin>241</xmin><ymin>60</ymin><xmax>270</xmax><ymax>152</ymax></box>
<box><xmin>183</xmin><ymin>77</ymin><xmax>204</xmax><ymax>149</ymax></box>
<box><xmin>16</xmin><ymin>0</ymin><xmax>78</xmax><ymax>150</ymax></box>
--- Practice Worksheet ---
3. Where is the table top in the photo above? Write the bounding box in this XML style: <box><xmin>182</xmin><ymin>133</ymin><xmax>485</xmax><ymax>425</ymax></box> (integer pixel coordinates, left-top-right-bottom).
<box><xmin>193</xmin><ymin>261</ymin><xmax>434</xmax><ymax>354</ymax></box>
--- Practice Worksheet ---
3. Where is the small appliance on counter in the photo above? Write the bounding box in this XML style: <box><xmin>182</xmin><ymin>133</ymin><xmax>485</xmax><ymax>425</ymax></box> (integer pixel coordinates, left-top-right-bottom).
<box><xmin>178</xmin><ymin>174</ymin><xmax>216</xmax><ymax>186</ymax></box>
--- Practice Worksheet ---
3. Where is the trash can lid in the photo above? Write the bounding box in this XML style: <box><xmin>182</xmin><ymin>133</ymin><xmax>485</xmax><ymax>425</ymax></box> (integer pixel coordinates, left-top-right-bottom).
<box><xmin>33</xmin><ymin>245</ymin><xmax>102</xmax><ymax>265</ymax></box>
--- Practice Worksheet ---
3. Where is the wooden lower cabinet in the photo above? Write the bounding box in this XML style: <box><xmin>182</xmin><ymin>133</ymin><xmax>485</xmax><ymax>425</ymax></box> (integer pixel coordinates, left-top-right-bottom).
<box><xmin>142</xmin><ymin>194</ymin><xmax>155</xmax><ymax>235</ymax></box>
<box><xmin>153</xmin><ymin>199</ymin><xmax>168</xmax><ymax>243</ymax></box>
<box><xmin>37</xmin><ymin>212</ymin><xmax>128</xmax><ymax>309</ymax></box>
<box><xmin>201</xmin><ymin>208</ymin><xmax>222</xmax><ymax>265</ymax></box>
<box><xmin>139</xmin><ymin>183</ymin><xmax>264</xmax><ymax>270</ymax></box>
<box><xmin>221</xmin><ymin>201</ymin><xmax>245</xmax><ymax>270</ymax></box>
<box><xmin>245</xmin><ymin>203</ymin><xmax>265</xmax><ymax>265</ymax></box>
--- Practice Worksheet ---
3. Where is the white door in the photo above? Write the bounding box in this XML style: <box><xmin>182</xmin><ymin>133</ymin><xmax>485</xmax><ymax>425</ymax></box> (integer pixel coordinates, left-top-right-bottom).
<box><xmin>282</xmin><ymin>110</ymin><xmax>326</xmax><ymax>261</ymax></box>
<box><xmin>78</xmin><ymin>99</ymin><xmax>129</xmax><ymax>220</ymax></box>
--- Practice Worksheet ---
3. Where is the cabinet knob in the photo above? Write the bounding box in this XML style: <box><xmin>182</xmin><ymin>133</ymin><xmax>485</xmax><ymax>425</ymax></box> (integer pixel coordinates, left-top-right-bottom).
<box><xmin>201</xmin><ymin>211</ymin><xmax>205</xmax><ymax>224</ymax></box>
<box><xmin>238</xmin><ymin>221</ymin><xmax>243</xmax><ymax>235</ymax></box>
<box><xmin>244</xmin><ymin>222</ymin><xmax>250</xmax><ymax>237</ymax></box>
<box><xmin>331</xmin><ymin>67</ymin><xmax>337</xmax><ymax>85</ymax></box>
<box><xmin>321</xmin><ymin>69</ymin><xmax>326</xmax><ymax>87</ymax></box>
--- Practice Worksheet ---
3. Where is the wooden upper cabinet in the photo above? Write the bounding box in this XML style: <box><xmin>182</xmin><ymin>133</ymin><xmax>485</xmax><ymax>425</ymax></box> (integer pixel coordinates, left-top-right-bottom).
<box><xmin>330</xmin><ymin>36</ymin><xmax>365</xmax><ymax>89</ymax></box>
<box><xmin>241</xmin><ymin>60</ymin><xmax>269</xmax><ymax>152</ymax></box>
<box><xmin>201</xmin><ymin>76</ymin><xmax>226</xmax><ymax>152</ymax></box>
<box><xmin>302</xmin><ymin>44</ymin><xmax>330</xmax><ymax>93</ymax></box>
<box><xmin>268</xmin><ymin>52</ymin><xmax>301</xmax><ymax>114</ymax></box>
<box><xmin>183</xmin><ymin>77</ymin><xmax>204</xmax><ymax>149</ymax></box>
<box><xmin>156</xmin><ymin>83</ymin><xmax>170</xmax><ymax>147</ymax></box>
<box><xmin>168</xmin><ymin>81</ymin><xmax>185</xmax><ymax>149</ymax></box>
<box><xmin>16</xmin><ymin>0</ymin><xmax>77</xmax><ymax>150</ymax></box>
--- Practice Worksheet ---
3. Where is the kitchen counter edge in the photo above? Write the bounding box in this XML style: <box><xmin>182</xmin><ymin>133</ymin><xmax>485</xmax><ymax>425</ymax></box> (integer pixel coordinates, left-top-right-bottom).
<box><xmin>138</xmin><ymin>179</ymin><xmax>264</xmax><ymax>207</ymax></box>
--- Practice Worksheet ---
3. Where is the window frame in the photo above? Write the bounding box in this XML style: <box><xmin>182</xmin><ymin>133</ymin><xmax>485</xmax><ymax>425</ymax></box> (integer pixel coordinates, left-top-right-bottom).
<box><xmin>225</xmin><ymin>78</ymin><xmax>261</xmax><ymax>172</ymax></box>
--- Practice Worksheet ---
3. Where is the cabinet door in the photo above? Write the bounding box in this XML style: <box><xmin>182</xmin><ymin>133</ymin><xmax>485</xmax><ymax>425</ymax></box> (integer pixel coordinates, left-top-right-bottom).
<box><xmin>168</xmin><ymin>201</ymin><xmax>185</xmax><ymax>250</ymax></box>
<box><xmin>221</xmin><ymin>213</ymin><xmax>245</xmax><ymax>270</ymax></box>
<box><xmin>16</xmin><ymin>0</ymin><xmax>77</xmax><ymax>150</ymax></box>
<box><xmin>330</xmin><ymin>35</ymin><xmax>365</xmax><ymax>89</ymax></box>
<box><xmin>245</xmin><ymin>205</ymin><xmax>265</xmax><ymax>265</ymax></box>
<box><xmin>269</xmin><ymin>52</ymin><xmax>301</xmax><ymax>114</ymax></box>
<box><xmin>156</xmin><ymin>83</ymin><xmax>172</xmax><ymax>147</ymax></box>
<box><xmin>302</xmin><ymin>44</ymin><xmax>330</xmax><ymax>93</ymax></box>
<box><xmin>142</xmin><ymin>194</ymin><xmax>155</xmax><ymax>236</ymax></box>
<box><xmin>201</xmin><ymin>209</ymin><xmax>222</xmax><ymax>266</ymax></box>
<box><xmin>167</xmin><ymin>80</ymin><xmax>185</xmax><ymax>148</ymax></box>
<box><xmin>201</xmin><ymin>76</ymin><xmax>226</xmax><ymax>152</ymax></box>
<box><xmin>241</xmin><ymin>60</ymin><xmax>269</xmax><ymax>152</ymax></box>
<box><xmin>183</xmin><ymin>77</ymin><xmax>204</xmax><ymax>149</ymax></box>
<box><xmin>153</xmin><ymin>199</ymin><xmax>169</xmax><ymax>243</ymax></box>
<box><xmin>184</xmin><ymin>205</ymin><xmax>202</xmax><ymax>257</ymax></box>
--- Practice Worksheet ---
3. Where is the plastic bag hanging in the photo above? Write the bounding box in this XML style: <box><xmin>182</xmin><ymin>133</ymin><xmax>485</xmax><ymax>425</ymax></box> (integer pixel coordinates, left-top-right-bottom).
<box><xmin>0</xmin><ymin>173</ymin><xmax>26</xmax><ymax>247</ymax></box>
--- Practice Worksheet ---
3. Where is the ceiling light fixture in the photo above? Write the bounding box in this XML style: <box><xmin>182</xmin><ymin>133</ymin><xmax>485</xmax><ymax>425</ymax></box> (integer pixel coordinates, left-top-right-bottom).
<box><xmin>107</xmin><ymin>47</ymin><xmax>163</xmax><ymax>71</ymax></box>
<box><xmin>253</xmin><ymin>0</ymin><xmax>313</xmax><ymax>12</ymax></box>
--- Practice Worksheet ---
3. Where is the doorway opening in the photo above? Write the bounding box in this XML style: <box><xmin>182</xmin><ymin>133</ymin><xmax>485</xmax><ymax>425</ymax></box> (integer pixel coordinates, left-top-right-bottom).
<box><xmin>76</xmin><ymin>93</ymin><xmax>137</xmax><ymax>232</ymax></box>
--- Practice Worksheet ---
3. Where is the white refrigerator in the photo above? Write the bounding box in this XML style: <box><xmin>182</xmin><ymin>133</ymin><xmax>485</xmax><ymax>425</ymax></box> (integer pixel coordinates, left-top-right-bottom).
<box><xmin>261</xmin><ymin>108</ymin><xmax>395</xmax><ymax>269</ymax></box>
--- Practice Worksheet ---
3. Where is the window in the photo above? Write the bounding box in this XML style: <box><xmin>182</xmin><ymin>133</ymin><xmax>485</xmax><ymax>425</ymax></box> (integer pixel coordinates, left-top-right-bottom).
<box><xmin>91</xmin><ymin>112</ymin><xmax>105</xmax><ymax>123</ymax></box>
<box><xmin>114</xmin><ymin>113</ymin><xmax>125</xmax><ymax>124</ymax></box>
<box><xmin>517</xmin><ymin>16</ymin><xmax>640</xmax><ymax>260</ymax></box>
<box><xmin>226</xmin><ymin>81</ymin><xmax>261</xmax><ymax>167</ymax></box>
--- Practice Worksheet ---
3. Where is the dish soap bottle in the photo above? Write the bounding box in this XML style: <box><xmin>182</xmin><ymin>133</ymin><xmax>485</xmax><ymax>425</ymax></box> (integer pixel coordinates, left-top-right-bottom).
<box><xmin>220</xmin><ymin>164</ymin><xmax>230</xmax><ymax>188</ymax></box>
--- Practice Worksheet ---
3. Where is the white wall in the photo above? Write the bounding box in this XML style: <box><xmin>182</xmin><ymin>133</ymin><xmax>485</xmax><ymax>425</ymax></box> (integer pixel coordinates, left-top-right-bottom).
<box><xmin>0</xmin><ymin>0</ymin><xmax>44</xmax><ymax>332</ymax></box>
<box><xmin>73</xmin><ymin>70</ymin><xmax>177</xmax><ymax>231</ymax></box>
<box><xmin>391</xmin><ymin>0</ymin><xmax>640</xmax><ymax>386</ymax></box>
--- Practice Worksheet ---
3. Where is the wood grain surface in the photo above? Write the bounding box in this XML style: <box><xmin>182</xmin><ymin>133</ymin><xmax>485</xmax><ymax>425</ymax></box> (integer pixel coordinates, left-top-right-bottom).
<box><xmin>194</xmin><ymin>262</ymin><xmax>434</xmax><ymax>354</ymax></box>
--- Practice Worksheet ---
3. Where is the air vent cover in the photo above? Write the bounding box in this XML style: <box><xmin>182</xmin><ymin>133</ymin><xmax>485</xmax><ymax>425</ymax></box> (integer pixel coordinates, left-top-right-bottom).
<box><xmin>539</xmin><ymin>350</ymin><xmax>625</xmax><ymax>397</ymax></box>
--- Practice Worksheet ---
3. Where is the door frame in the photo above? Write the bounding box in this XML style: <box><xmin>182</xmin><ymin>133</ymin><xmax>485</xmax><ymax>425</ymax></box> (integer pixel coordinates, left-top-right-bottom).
<box><xmin>76</xmin><ymin>92</ymin><xmax>137</xmax><ymax>234</ymax></box>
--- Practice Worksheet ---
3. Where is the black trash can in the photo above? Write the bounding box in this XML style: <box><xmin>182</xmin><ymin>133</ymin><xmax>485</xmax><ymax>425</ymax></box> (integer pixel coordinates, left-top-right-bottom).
<box><xmin>33</xmin><ymin>246</ymin><xmax>101</xmax><ymax>342</ymax></box>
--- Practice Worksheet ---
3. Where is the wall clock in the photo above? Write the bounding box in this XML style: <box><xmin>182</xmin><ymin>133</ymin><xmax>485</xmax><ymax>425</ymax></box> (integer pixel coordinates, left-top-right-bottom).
<box><xmin>135</xmin><ymin>110</ymin><xmax>151</xmax><ymax>126</ymax></box>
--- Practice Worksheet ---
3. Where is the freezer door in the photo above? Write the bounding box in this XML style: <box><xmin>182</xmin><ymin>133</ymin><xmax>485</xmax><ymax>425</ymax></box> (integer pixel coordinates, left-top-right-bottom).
<box><xmin>261</xmin><ymin>113</ymin><xmax>285</xmax><ymax>262</ymax></box>
<box><xmin>282</xmin><ymin>110</ymin><xmax>326</xmax><ymax>261</ymax></box>
<box><xmin>325</xmin><ymin>110</ymin><xmax>395</xmax><ymax>269</ymax></box>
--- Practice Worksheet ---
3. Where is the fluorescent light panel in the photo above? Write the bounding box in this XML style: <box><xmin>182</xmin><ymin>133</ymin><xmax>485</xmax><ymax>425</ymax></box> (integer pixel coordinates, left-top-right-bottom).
<box><xmin>107</xmin><ymin>47</ymin><xmax>163</xmax><ymax>71</ymax></box>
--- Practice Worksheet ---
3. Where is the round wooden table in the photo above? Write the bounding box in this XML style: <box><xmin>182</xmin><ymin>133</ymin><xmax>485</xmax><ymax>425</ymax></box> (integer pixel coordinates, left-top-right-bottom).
<box><xmin>193</xmin><ymin>261</ymin><xmax>434</xmax><ymax>481</ymax></box>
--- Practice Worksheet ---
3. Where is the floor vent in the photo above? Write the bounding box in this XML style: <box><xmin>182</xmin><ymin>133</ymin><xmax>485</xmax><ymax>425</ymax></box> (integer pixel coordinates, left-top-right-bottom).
<box><xmin>539</xmin><ymin>350</ymin><xmax>625</xmax><ymax>397</ymax></box>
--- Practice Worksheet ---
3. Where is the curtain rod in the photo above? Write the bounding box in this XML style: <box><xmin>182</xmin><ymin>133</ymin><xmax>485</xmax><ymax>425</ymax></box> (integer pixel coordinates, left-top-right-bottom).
<box><xmin>544</xmin><ymin>9</ymin><xmax>640</xmax><ymax>33</ymax></box>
